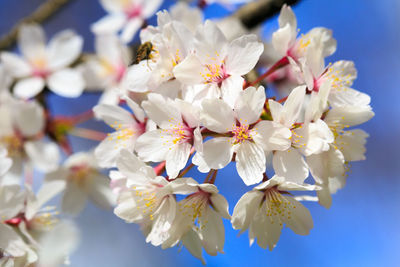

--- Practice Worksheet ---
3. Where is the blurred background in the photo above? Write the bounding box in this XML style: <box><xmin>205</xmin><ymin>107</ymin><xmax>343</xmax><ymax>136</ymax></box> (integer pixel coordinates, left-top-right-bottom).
<box><xmin>1</xmin><ymin>0</ymin><xmax>399</xmax><ymax>266</ymax></box>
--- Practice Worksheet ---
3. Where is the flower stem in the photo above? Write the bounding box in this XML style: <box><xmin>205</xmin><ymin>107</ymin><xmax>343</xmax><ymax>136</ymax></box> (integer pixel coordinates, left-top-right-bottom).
<box><xmin>209</xmin><ymin>170</ymin><xmax>218</xmax><ymax>184</ymax></box>
<box><xmin>69</xmin><ymin>128</ymin><xmax>107</xmax><ymax>141</ymax></box>
<box><xmin>178</xmin><ymin>163</ymin><xmax>195</xmax><ymax>178</ymax></box>
<box><xmin>71</xmin><ymin>110</ymin><xmax>94</xmax><ymax>125</ymax></box>
<box><xmin>244</xmin><ymin>56</ymin><xmax>289</xmax><ymax>89</ymax></box>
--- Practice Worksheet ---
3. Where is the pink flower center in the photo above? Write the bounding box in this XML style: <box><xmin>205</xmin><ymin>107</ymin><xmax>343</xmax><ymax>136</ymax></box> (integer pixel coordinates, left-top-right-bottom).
<box><xmin>232</xmin><ymin>124</ymin><xmax>252</xmax><ymax>144</ymax></box>
<box><xmin>125</xmin><ymin>4</ymin><xmax>142</xmax><ymax>19</ymax></box>
<box><xmin>168</xmin><ymin>123</ymin><xmax>194</xmax><ymax>145</ymax></box>
<box><xmin>201</xmin><ymin>63</ymin><xmax>230</xmax><ymax>86</ymax></box>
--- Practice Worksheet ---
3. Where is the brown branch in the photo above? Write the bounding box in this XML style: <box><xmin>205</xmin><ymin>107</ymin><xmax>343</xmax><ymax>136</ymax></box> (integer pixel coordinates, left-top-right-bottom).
<box><xmin>0</xmin><ymin>0</ymin><xmax>74</xmax><ymax>50</ymax></box>
<box><xmin>233</xmin><ymin>0</ymin><xmax>301</xmax><ymax>29</ymax></box>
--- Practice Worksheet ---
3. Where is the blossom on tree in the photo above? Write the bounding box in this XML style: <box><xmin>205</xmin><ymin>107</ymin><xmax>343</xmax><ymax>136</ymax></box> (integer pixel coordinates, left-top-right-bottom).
<box><xmin>1</xmin><ymin>24</ymin><xmax>85</xmax><ymax>99</ymax></box>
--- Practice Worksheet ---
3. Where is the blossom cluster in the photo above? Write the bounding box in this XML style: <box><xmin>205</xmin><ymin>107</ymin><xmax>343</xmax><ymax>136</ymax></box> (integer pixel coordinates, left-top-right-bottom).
<box><xmin>0</xmin><ymin>0</ymin><xmax>373</xmax><ymax>265</ymax></box>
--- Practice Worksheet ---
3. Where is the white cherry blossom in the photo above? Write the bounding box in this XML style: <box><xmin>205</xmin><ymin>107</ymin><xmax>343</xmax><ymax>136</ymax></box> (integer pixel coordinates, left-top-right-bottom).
<box><xmin>0</xmin><ymin>97</ymin><xmax>59</xmax><ymax>185</ymax></box>
<box><xmin>195</xmin><ymin>86</ymin><xmax>291</xmax><ymax>185</ymax></box>
<box><xmin>92</xmin><ymin>0</ymin><xmax>163</xmax><ymax>43</ymax></box>
<box><xmin>162</xmin><ymin>180</ymin><xmax>230</xmax><ymax>262</ymax></box>
<box><xmin>272</xmin><ymin>5</ymin><xmax>336</xmax><ymax>62</ymax></box>
<box><xmin>1</xmin><ymin>24</ymin><xmax>84</xmax><ymax>99</ymax></box>
<box><xmin>135</xmin><ymin>93</ymin><xmax>202</xmax><ymax>178</ymax></box>
<box><xmin>82</xmin><ymin>34</ymin><xmax>132</xmax><ymax>105</ymax></box>
<box><xmin>37</xmin><ymin>151</ymin><xmax>116</xmax><ymax>215</ymax></box>
<box><xmin>94</xmin><ymin>96</ymin><xmax>152</xmax><ymax>168</ymax></box>
<box><xmin>112</xmin><ymin>150</ymin><xmax>181</xmax><ymax>246</ymax></box>
<box><xmin>231</xmin><ymin>176</ymin><xmax>316</xmax><ymax>250</ymax></box>
<box><xmin>174</xmin><ymin>20</ymin><xmax>264</xmax><ymax>107</ymax></box>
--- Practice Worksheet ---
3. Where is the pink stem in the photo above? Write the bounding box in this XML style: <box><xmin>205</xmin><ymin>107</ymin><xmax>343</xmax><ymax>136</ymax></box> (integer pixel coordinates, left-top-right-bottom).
<box><xmin>244</xmin><ymin>56</ymin><xmax>289</xmax><ymax>89</ymax></box>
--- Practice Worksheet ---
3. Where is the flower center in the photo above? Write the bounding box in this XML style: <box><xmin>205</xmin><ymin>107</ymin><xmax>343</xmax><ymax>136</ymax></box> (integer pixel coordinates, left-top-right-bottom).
<box><xmin>164</xmin><ymin>122</ymin><xmax>193</xmax><ymax>145</ymax></box>
<box><xmin>108</xmin><ymin>121</ymin><xmax>145</xmax><ymax>149</ymax></box>
<box><xmin>69</xmin><ymin>164</ymin><xmax>94</xmax><ymax>184</ymax></box>
<box><xmin>132</xmin><ymin>185</ymin><xmax>162</xmax><ymax>221</ymax></box>
<box><xmin>322</xmin><ymin>65</ymin><xmax>353</xmax><ymax>91</ymax></box>
<box><xmin>231</xmin><ymin>124</ymin><xmax>252</xmax><ymax>144</ymax></box>
<box><xmin>200</xmin><ymin>63</ymin><xmax>229</xmax><ymax>86</ymax></box>
<box><xmin>125</xmin><ymin>4</ymin><xmax>142</xmax><ymax>19</ymax></box>
<box><xmin>180</xmin><ymin>191</ymin><xmax>209</xmax><ymax>227</ymax></box>
<box><xmin>31</xmin><ymin>58</ymin><xmax>49</xmax><ymax>78</ymax></box>
<box><xmin>0</xmin><ymin>135</ymin><xmax>23</xmax><ymax>157</ymax></box>
<box><xmin>29</xmin><ymin>207</ymin><xmax>59</xmax><ymax>230</ymax></box>
<box><xmin>264</xmin><ymin>188</ymin><xmax>296</xmax><ymax>225</ymax></box>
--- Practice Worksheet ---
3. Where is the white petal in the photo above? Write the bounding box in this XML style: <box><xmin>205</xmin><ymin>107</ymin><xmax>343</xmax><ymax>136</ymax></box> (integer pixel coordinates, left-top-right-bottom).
<box><xmin>272</xmin><ymin>23</ymin><xmax>293</xmax><ymax>56</ymax></box>
<box><xmin>253</xmin><ymin>121</ymin><xmax>291</xmax><ymax>152</ymax></box>
<box><xmin>329</xmin><ymin>87</ymin><xmax>370</xmax><ymax>107</ymax></box>
<box><xmin>324</xmin><ymin>105</ymin><xmax>374</xmax><ymax>127</ymax></box>
<box><xmin>165</xmin><ymin>142</ymin><xmax>191</xmax><ymax>178</ymax></box>
<box><xmin>251</xmin><ymin>200</ymin><xmax>282</xmax><ymax>250</ymax></box>
<box><xmin>98</xmin><ymin>89</ymin><xmax>121</xmax><ymax>105</ymax></box>
<box><xmin>146</xmin><ymin>196</ymin><xmax>176</xmax><ymax>246</ymax></box>
<box><xmin>47</xmin><ymin>30</ymin><xmax>83</xmax><ymax>70</ymax></box>
<box><xmin>24</xmin><ymin>141</ymin><xmax>60</xmax><ymax>172</ymax></box>
<box><xmin>200</xmin><ymin>98</ymin><xmax>235</xmax><ymax>133</ymax></box>
<box><xmin>225</xmin><ymin>34</ymin><xmax>264</xmax><ymax>75</ymax></box>
<box><xmin>18</xmin><ymin>23</ymin><xmax>46</xmax><ymax>63</ymax></box>
<box><xmin>173</xmin><ymin>54</ymin><xmax>204</xmax><ymax>85</ymax></box>
<box><xmin>117</xmin><ymin>149</ymin><xmax>154</xmax><ymax>178</ymax></box>
<box><xmin>231</xmin><ymin>190</ymin><xmax>263</xmax><ymax>232</ymax></box>
<box><xmin>93</xmin><ymin>103</ymin><xmax>134</xmax><ymax>127</ymax></box>
<box><xmin>235</xmin><ymin>141</ymin><xmax>265</xmax><ymax>186</ymax></box>
<box><xmin>0</xmin><ymin>224</ymin><xmax>30</xmax><ymax>257</ymax></box>
<box><xmin>192</xmin><ymin>152</ymin><xmax>211</xmax><ymax>173</ymax></box>
<box><xmin>124</xmin><ymin>96</ymin><xmax>145</xmax><ymax>122</ymax></box>
<box><xmin>0</xmin><ymin>52</ymin><xmax>31</xmax><ymax>78</ymax></box>
<box><xmin>0</xmin><ymin>157</ymin><xmax>12</xmax><ymax>177</ymax></box>
<box><xmin>13</xmin><ymin>77</ymin><xmax>45</xmax><ymax>99</ymax></box>
<box><xmin>62</xmin><ymin>183</ymin><xmax>88</xmax><ymax>215</ymax></box>
<box><xmin>88</xmin><ymin>174</ymin><xmax>116</xmax><ymax>210</ymax></box>
<box><xmin>135</xmin><ymin>130</ymin><xmax>172</xmax><ymax>162</ymax></box>
<box><xmin>91</xmin><ymin>14</ymin><xmax>126</xmax><ymax>34</ymax></box>
<box><xmin>295</xmin><ymin>120</ymin><xmax>334</xmax><ymax>156</ymax></box>
<box><xmin>142</xmin><ymin>93</ymin><xmax>182</xmax><ymax>129</ymax></box>
<box><xmin>47</xmin><ymin>69</ymin><xmax>85</xmax><ymax>97</ymax></box>
<box><xmin>36</xmin><ymin>171</ymin><xmax>67</xmax><ymax>207</ymax></box>
<box><xmin>181</xmin><ymin>229</ymin><xmax>205</xmax><ymax>265</ymax></box>
<box><xmin>38</xmin><ymin>221</ymin><xmax>79</xmax><ymax>267</ymax></box>
<box><xmin>120</xmin><ymin>61</ymin><xmax>152</xmax><ymax>92</ymax></box>
<box><xmin>99</xmin><ymin>0</ymin><xmax>123</xmax><ymax>13</ymax></box>
<box><xmin>201</xmin><ymin>137</ymin><xmax>233</xmax><ymax>170</ymax></box>
<box><xmin>94</xmin><ymin>132</ymin><xmax>127</xmax><ymax>168</ymax></box>
<box><xmin>281</xmin><ymin>85</ymin><xmax>306</xmax><ymax>127</ymax></box>
<box><xmin>278</xmin><ymin>4</ymin><xmax>297</xmax><ymax>29</ymax></box>
<box><xmin>235</xmin><ymin>86</ymin><xmax>266</xmax><ymax>124</ymax></box>
<box><xmin>200</xmin><ymin>206</ymin><xmax>225</xmax><ymax>255</ymax></box>
<box><xmin>13</xmin><ymin>100</ymin><xmax>45</xmax><ymax>136</ymax></box>
<box><xmin>114</xmin><ymin>191</ymin><xmax>141</xmax><ymax>222</ymax></box>
<box><xmin>121</xmin><ymin>18</ymin><xmax>143</xmax><ymax>43</ymax></box>
<box><xmin>268</xmin><ymin>99</ymin><xmax>283</xmax><ymax>122</ymax></box>
<box><xmin>194</xmin><ymin>20</ymin><xmax>227</xmax><ymax>63</ymax></box>
<box><xmin>272</xmin><ymin>149</ymin><xmax>308</xmax><ymax>184</ymax></box>
<box><xmin>142</xmin><ymin>0</ymin><xmax>162</xmax><ymax>17</ymax></box>
<box><xmin>176</xmin><ymin>99</ymin><xmax>200</xmax><ymax>128</ymax></box>
<box><xmin>221</xmin><ymin>75</ymin><xmax>244</xmax><ymax>109</ymax></box>
<box><xmin>335</xmin><ymin>129</ymin><xmax>369</xmax><ymax>162</ymax></box>
<box><xmin>284</xmin><ymin>196</ymin><xmax>313</xmax><ymax>235</ymax></box>
<box><xmin>210</xmin><ymin>193</ymin><xmax>231</xmax><ymax>219</ymax></box>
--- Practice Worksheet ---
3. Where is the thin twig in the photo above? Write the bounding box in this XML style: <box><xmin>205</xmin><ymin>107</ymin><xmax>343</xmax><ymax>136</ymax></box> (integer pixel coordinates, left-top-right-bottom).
<box><xmin>0</xmin><ymin>0</ymin><xmax>74</xmax><ymax>50</ymax></box>
<box><xmin>233</xmin><ymin>0</ymin><xmax>301</xmax><ymax>29</ymax></box>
